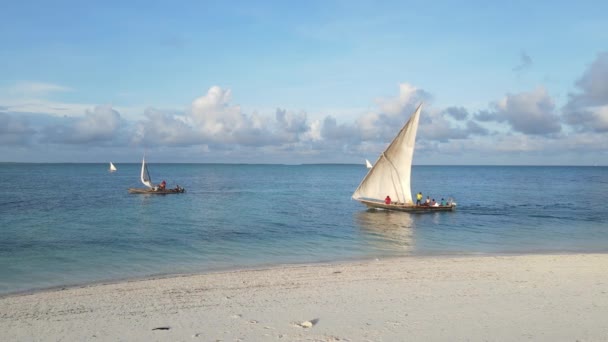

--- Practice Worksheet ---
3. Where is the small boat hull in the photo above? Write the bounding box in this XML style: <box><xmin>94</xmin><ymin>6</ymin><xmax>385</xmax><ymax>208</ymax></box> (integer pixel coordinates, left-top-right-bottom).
<box><xmin>357</xmin><ymin>199</ymin><xmax>455</xmax><ymax>212</ymax></box>
<box><xmin>128</xmin><ymin>188</ymin><xmax>185</xmax><ymax>194</ymax></box>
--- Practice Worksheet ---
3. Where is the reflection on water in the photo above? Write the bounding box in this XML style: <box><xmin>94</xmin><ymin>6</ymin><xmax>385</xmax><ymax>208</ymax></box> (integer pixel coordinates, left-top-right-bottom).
<box><xmin>354</xmin><ymin>209</ymin><xmax>415</xmax><ymax>255</ymax></box>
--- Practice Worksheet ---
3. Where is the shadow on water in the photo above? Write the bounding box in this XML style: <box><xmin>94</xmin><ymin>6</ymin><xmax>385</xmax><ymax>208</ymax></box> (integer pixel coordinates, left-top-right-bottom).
<box><xmin>353</xmin><ymin>209</ymin><xmax>415</xmax><ymax>255</ymax></box>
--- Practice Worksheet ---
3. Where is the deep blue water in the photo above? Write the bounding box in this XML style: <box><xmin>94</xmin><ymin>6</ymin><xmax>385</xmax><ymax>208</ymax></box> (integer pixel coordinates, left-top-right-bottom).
<box><xmin>1</xmin><ymin>164</ymin><xmax>607</xmax><ymax>295</ymax></box>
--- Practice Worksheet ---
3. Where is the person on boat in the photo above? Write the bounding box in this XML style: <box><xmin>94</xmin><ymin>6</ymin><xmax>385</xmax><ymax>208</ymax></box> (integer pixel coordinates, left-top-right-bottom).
<box><xmin>385</xmin><ymin>195</ymin><xmax>392</xmax><ymax>205</ymax></box>
<box><xmin>431</xmin><ymin>198</ymin><xmax>438</xmax><ymax>206</ymax></box>
<box><xmin>416</xmin><ymin>192</ymin><xmax>423</xmax><ymax>205</ymax></box>
<box><xmin>425</xmin><ymin>196</ymin><xmax>431</xmax><ymax>206</ymax></box>
<box><xmin>159</xmin><ymin>180</ymin><xmax>166</xmax><ymax>190</ymax></box>
<box><xmin>440</xmin><ymin>198</ymin><xmax>446</xmax><ymax>206</ymax></box>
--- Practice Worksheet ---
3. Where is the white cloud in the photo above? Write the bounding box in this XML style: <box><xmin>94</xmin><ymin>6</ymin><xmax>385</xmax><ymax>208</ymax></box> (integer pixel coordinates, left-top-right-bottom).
<box><xmin>354</xmin><ymin>84</ymin><xmax>430</xmax><ymax>142</ymax></box>
<box><xmin>485</xmin><ymin>87</ymin><xmax>562</xmax><ymax>135</ymax></box>
<box><xmin>41</xmin><ymin>105</ymin><xmax>123</xmax><ymax>144</ymax></box>
<box><xmin>0</xmin><ymin>81</ymin><xmax>145</xmax><ymax>120</ymax></box>
<box><xmin>376</xmin><ymin>83</ymin><xmax>428</xmax><ymax>117</ymax></box>
<box><xmin>134</xmin><ymin>86</ymin><xmax>315</xmax><ymax>148</ymax></box>
<box><xmin>8</xmin><ymin>81</ymin><xmax>72</xmax><ymax>96</ymax></box>
<box><xmin>303</xmin><ymin>119</ymin><xmax>322</xmax><ymax>142</ymax></box>
<box><xmin>1</xmin><ymin>72</ymin><xmax>605</xmax><ymax>164</ymax></box>
<box><xmin>133</xmin><ymin>108</ymin><xmax>200</xmax><ymax>147</ymax></box>
<box><xmin>564</xmin><ymin>52</ymin><xmax>608</xmax><ymax>132</ymax></box>
<box><xmin>187</xmin><ymin>86</ymin><xmax>273</xmax><ymax>144</ymax></box>
<box><xmin>0</xmin><ymin>112</ymin><xmax>36</xmax><ymax>145</ymax></box>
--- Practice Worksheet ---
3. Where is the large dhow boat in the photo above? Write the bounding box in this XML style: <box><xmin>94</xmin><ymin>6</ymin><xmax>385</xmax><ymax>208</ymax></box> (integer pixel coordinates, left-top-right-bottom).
<box><xmin>352</xmin><ymin>104</ymin><xmax>455</xmax><ymax>212</ymax></box>
<box><xmin>128</xmin><ymin>156</ymin><xmax>185</xmax><ymax>194</ymax></box>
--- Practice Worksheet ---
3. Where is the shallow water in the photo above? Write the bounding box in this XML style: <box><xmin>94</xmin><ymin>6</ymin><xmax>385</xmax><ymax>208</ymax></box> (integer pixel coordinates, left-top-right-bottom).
<box><xmin>1</xmin><ymin>164</ymin><xmax>606</xmax><ymax>294</ymax></box>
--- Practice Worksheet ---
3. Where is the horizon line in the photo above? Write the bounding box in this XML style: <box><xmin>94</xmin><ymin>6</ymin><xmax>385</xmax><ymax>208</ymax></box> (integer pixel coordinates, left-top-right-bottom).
<box><xmin>0</xmin><ymin>162</ymin><xmax>605</xmax><ymax>167</ymax></box>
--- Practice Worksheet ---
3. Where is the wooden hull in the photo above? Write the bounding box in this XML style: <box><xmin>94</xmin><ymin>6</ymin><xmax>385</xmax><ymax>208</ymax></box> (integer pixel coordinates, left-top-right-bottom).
<box><xmin>356</xmin><ymin>199</ymin><xmax>455</xmax><ymax>212</ymax></box>
<box><xmin>128</xmin><ymin>188</ymin><xmax>185</xmax><ymax>194</ymax></box>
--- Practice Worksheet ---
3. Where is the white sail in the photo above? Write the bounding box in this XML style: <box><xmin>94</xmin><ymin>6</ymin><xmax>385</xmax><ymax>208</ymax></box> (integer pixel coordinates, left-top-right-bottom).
<box><xmin>140</xmin><ymin>157</ymin><xmax>153</xmax><ymax>188</ymax></box>
<box><xmin>109</xmin><ymin>162</ymin><xmax>117</xmax><ymax>172</ymax></box>
<box><xmin>352</xmin><ymin>104</ymin><xmax>422</xmax><ymax>205</ymax></box>
<box><xmin>365</xmin><ymin>159</ymin><xmax>373</xmax><ymax>169</ymax></box>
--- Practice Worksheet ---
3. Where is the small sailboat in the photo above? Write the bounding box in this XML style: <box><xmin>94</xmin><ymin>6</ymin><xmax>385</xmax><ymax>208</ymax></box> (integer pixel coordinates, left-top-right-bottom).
<box><xmin>128</xmin><ymin>156</ymin><xmax>185</xmax><ymax>194</ymax></box>
<box><xmin>109</xmin><ymin>162</ymin><xmax>117</xmax><ymax>172</ymax></box>
<box><xmin>365</xmin><ymin>159</ymin><xmax>373</xmax><ymax>169</ymax></box>
<box><xmin>352</xmin><ymin>104</ymin><xmax>455</xmax><ymax>212</ymax></box>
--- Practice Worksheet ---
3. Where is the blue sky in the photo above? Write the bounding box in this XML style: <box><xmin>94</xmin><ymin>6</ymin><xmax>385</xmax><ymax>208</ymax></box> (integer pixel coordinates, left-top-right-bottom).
<box><xmin>1</xmin><ymin>1</ymin><xmax>607</xmax><ymax>164</ymax></box>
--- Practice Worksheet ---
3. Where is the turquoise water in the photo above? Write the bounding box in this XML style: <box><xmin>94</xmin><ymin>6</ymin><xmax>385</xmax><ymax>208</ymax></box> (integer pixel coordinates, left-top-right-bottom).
<box><xmin>1</xmin><ymin>164</ymin><xmax>607</xmax><ymax>294</ymax></box>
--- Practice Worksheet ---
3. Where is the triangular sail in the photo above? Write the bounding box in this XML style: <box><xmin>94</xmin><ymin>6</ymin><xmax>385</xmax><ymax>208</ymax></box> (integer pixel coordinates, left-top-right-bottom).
<box><xmin>140</xmin><ymin>157</ymin><xmax>153</xmax><ymax>188</ymax></box>
<box><xmin>352</xmin><ymin>104</ymin><xmax>422</xmax><ymax>205</ymax></box>
<box><xmin>109</xmin><ymin>162</ymin><xmax>117</xmax><ymax>172</ymax></box>
<box><xmin>365</xmin><ymin>159</ymin><xmax>373</xmax><ymax>169</ymax></box>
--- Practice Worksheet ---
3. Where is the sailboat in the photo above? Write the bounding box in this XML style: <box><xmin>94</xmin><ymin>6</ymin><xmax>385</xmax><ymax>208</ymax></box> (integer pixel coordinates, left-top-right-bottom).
<box><xmin>127</xmin><ymin>156</ymin><xmax>185</xmax><ymax>194</ymax></box>
<box><xmin>365</xmin><ymin>159</ymin><xmax>373</xmax><ymax>169</ymax></box>
<box><xmin>109</xmin><ymin>162</ymin><xmax>117</xmax><ymax>172</ymax></box>
<box><xmin>352</xmin><ymin>104</ymin><xmax>455</xmax><ymax>212</ymax></box>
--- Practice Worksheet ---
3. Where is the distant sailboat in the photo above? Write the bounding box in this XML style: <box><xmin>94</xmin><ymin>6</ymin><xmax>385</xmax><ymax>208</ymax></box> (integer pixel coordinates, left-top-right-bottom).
<box><xmin>128</xmin><ymin>156</ymin><xmax>185</xmax><ymax>194</ymax></box>
<box><xmin>140</xmin><ymin>156</ymin><xmax>153</xmax><ymax>188</ymax></box>
<box><xmin>109</xmin><ymin>162</ymin><xmax>117</xmax><ymax>172</ymax></box>
<box><xmin>365</xmin><ymin>159</ymin><xmax>373</xmax><ymax>169</ymax></box>
<box><xmin>352</xmin><ymin>104</ymin><xmax>455</xmax><ymax>212</ymax></box>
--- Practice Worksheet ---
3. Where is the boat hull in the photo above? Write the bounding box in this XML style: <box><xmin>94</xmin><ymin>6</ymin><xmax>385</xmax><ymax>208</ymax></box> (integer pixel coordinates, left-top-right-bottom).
<box><xmin>356</xmin><ymin>199</ymin><xmax>455</xmax><ymax>212</ymax></box>
<box><xmin>128</xmin><ymin>188</ymin><xmax>185</xmax><ymax>194</ymax></box>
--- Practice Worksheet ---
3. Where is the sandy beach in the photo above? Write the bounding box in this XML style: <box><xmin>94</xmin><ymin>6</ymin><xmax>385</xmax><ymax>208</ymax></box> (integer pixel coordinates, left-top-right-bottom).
<box><xmin>1</xmin><ymin>254</ymin><xmax>608</xmax><ymax>341</ymax></box>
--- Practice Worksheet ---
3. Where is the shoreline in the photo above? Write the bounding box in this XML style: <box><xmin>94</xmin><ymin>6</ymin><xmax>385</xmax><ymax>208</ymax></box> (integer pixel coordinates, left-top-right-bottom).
<box><xmin>2</xmin><ymin>253</ymin><xmax>608</xmax><ymax>341</ymax></box>
<box><xmin>2</xmin><ymin>250</ymin><xmax>601</xmax><ymax>299</ymax></box>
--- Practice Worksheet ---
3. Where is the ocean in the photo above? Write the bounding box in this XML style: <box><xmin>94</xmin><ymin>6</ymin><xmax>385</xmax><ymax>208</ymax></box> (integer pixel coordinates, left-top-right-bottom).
<box><xmin>1</xmin><ymin>163</ymin><xmax>607</xmax><ymax>295</ymax></box>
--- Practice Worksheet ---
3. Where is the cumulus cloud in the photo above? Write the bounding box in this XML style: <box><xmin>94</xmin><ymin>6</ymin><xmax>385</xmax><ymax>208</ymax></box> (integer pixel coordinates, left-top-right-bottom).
<box><xmin>356</xmin><ymin>84</ymin><xmax>430</xmax><ymax>142</ymax></box>
<box><xmin>321</xmin><ymin>116</ymin><xmax>360</xmax><ymax>142</ymax></box>
<box><xmin>466</xmin><ymin>120</ymin><xmax>490</xmax><ymax>136</ymax></box>
<box><xmin>443</xmin><ymin>106</ymin><xmax>469</xmax><ymax>121</ymax></box>
<box><xmin>276</xmin><ymin>108</ymin><xmax>308</xmax><ymax>134</ymax></box>
<box><xmin>189</xmin><ymin>86</ymin><xmax>243</xmax><ymax>136</ymax></box>
<box><xmin>130</xmin><ymin>84</ymin><xmax>454</xmax><ymax>158</ymax></box>
<box><xmin>376</xmin><ymin>84</ymin><xmax>431</xmax><ymax>116</ymax></box>
<box><xmin>0</xmin><ymin>112</ymin><xmax>36</xmax><ymax>145</ymax></box>
<box><xmin>0</xmin><ymin>83</ymin><xmax>509</xmax><ymax>161</ymax></box>
<box><xmin>569</xmin><ymin>52</ymin><xmax>608</xmax><ymax>107</ymax></box>
<box><xmin>327</xmin><ymin>84</ymin><xmax>489</xmax><ymax>147</ymax></box>
<box><xmin>133</xmin><ymin>87</ymin><xmax>315</xmax><ymax>149</ymax></box>
<box><xmin>420</xmin><ymin>120</ymin><xmax>469</xmax><ymax>141</ymax></box>
<box><xmin>474</xmin><ymin>87</ymin><xmax>561</xmax><ymax>135</ymax></box>
<box><xmin>563</xmin><ymin>52</ymin><xmax>608</xmax><ymax>132</ymax></box>
<box><xmin>41</xmin><ymin>105</ymin><xmax>123</xmax><ymax>144</ymax></box>
<box><xmin>418</xmin><ymin>109</ymin><xmax>488</xmax><ymax>142</ymax></box>
<box><xmin>133</xmin><ymin>108</ymin><xmax>200</xmax><ymax>147</ymax></box>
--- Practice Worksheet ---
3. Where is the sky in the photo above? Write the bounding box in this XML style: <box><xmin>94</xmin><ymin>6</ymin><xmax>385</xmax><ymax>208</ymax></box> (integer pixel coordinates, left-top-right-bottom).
<box><xmin>1</xmin><ymin>0</ymin><xmax>607</xmax><ymax>165</ymax></box>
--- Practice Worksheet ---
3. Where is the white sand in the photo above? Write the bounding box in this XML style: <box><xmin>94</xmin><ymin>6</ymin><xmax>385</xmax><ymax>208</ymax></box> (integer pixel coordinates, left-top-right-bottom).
<box><xmin>2</xmin><ymin>254</ymin><xmax>608</xmax><ymax>341</ymax></box>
